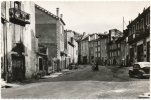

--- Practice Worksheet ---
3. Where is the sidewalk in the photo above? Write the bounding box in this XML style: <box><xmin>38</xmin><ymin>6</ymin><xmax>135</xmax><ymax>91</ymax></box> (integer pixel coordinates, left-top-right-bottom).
<box><xmin>1</xmin><ymin>69</ymin><xmax>71</xmax><ymax>89</ymax></box>
<box><xmin>43</xmin><ymin>69</ymin><xmax>70</xmax><ymax>78</ymax></box>
<box><xmin>1</xmin><ymin>79</ymin><xmax>21</xmax><ymax>88</ymax></box>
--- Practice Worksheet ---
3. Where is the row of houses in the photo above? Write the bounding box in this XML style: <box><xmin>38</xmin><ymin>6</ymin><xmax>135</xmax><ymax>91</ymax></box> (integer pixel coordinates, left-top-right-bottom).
<box><xmin>79</xmin><ymin>6</ymin><xmax>150</xmax><ymax>66</ymax></box>
<box><xmin>1</xmin><ymin>1</ymin><xmax>80</xmax><ymax>82</ymax></box>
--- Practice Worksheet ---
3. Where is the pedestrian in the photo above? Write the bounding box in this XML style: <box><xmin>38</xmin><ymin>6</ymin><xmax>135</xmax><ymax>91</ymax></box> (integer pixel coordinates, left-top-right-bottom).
<box><xmin>113</xmin><ymin>58</ymin><xmax>116</xmax><ymax>65</ymax></box>
<box><xmin>91</xmin><ymin>60</ymin><xmax>95</xmax><ymax>71</ymax></box>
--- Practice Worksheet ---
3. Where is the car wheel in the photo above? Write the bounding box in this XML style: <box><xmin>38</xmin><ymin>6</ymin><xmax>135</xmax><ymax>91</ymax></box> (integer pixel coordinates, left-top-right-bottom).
<box><xmin>139</xmin><ymin>69</ymin><xmax>146</xmax><ymax>79</ymax></box>
<box><xmin>129</xmin><ymin>73</ymin><xmax>133</xmax><ymax>78</ymax></box>
<box><xmin>129</xmin><ymin>71</ymin><xmax>133</xmax><ymax>78</ymax></box>
<box><xmin>137</xmin><ymin>72</ymin><xmax>143</xmax><ymax>79</ymax></box>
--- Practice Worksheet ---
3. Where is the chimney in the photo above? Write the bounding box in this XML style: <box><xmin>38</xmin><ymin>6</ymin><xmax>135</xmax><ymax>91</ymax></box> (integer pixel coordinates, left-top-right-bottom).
<box><xmin>83</xmin><ymin>32</ymin><xmax>86</xmax><ymax>36</ymax></box>
<box><xmin>60</xmin><ymin>14</ymin><xmax>63</xmax><ymax>19</ymax></box>
<box><xmin>143</xmin><ymin>7</ymin><xmax>146</xmax><ymax>11</ymax></box>
<box><xmin>56</xmin><ymin>8</ymin><xmax>59</xmax><ymax>17</ymax></box>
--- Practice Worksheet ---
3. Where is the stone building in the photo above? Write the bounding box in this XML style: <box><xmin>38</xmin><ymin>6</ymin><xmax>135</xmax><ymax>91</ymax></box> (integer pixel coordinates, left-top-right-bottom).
<box><xmin>64</xmin><ymin>30</ymin><xmax>79</xmax><ymax>68</ymax></box>
<box><xmin>108</xmin><ymin>29</ymin><xmax>123</xmax><ymax>65</ymax></box>
<box><xmin>88</xmin><ymin>33</ymin><xmax>108</xmax><ymax>65</ymax></box>
<box><xmin>98</xmin><ymin>34</ymin><xmax>108</xmax><ymax>65</ymax></box>
<box><xmin>127</xmin><ymin>7</ymin><xmax>150</xmax><ymax>64</ymax></box>
<box><xmin>35</xmin><ymin>4</ymin><xmax>66</xmax><ymax>72</ymax></box>
<box><xmin>80</xmin><ymin>33</ymin><xmax>89</xmax><ymax>64</ymax></box>
<box><xmin>115</xmin><ymin>29</ymin><xmax>129</xmax><ymax>66</ymax></box>
<box><xmin>88</xmin><ymin>33</ymin><xmax>99</xmax><ymax>64</ymax></box>
<box><xmin>74</xmin><ymin>32</ymin><xmax>83</xmax><ymax>64</ymax></box>
<box><xmin>1</xmin><ymin>1</ymin><xmax>38</xmax><ymax>82</ymax></box>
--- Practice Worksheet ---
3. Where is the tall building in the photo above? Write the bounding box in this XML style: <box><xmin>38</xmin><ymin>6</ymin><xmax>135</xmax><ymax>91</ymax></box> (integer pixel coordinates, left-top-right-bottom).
<box><xmin>88</xmin><ymin>33</ymin><xmax>99</xmax><ymax>63</ymax></box>
<box><xmin>1</xmin><ymin>1</ymin><xmax>38</xmax><ymax>82</ymax></box>
<box><xmin>108</xmin><ymin>29</ymin><xmax>123</xmax><ymax>65</ymax></box>
<box><xmin>64</xmin><ymin>30</ymin><xmax>79</xmax><ymax>68</ymax></box>
<box><xmin>98</xmin><ymin>34</ymin><xmax>108</xmax><ymax>65</ymax></box>
<box><xmin>80</xmin><ymin>33</ymin><xmax>89</xmax><ymax>64</ymax></box>
<box><xmin>35</xmin><ymin>5</ymin><xmax>66</xmax><ymax>72</ymax></box>
<box><xmin>127</xmin><ymin>7</ymin><xmax>150</xmax><ymax>64</ymax></box>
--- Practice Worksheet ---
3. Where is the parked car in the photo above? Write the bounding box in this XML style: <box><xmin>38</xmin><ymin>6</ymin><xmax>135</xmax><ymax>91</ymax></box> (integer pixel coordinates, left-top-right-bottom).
<box><xmin>69</xmin><ymin>63</ymin><xmax>78</xmax><ymax>70</ymax></box>
<box><xmin>129</xmin><ymin>62</ymin><xmax>150</xmax><ymax>78</ymax></box>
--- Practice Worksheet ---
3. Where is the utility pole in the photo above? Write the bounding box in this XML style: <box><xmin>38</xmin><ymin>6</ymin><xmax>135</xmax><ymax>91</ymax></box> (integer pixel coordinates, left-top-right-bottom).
<box><xmin>123</xmin><ymin>17</ymin><xmax>124</xmax><ymax>31</ymax></box>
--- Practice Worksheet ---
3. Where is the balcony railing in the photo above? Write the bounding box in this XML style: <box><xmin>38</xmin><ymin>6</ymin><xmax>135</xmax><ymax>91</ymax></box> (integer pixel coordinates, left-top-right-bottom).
<box><xmin>128</xmin><ymin>28</ymin><xmax>150</xmax><ymax>44</ymax></box>
<box><xmin>9</xmin><ymin>8</ymin><xmax>30</xmax><ymax>26</ymax></box>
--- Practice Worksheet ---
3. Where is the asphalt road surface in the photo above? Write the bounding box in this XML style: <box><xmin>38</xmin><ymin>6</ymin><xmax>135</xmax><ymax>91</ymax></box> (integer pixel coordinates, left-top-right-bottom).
<box><xmin>1</xmin><ymin>65</ymin><xmax>150</xmax><ymax>99</ymax></box>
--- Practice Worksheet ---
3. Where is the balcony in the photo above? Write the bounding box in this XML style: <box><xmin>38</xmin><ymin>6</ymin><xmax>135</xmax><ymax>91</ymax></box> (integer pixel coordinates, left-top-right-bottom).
<box><xmin>128</xmin><ymin>28</ymin><xmax>150</xmax><ymax>44</ymax></box>
<box><xmin>9</xmin><ymin>8</ymin><xmax>30</xmax><ymax>26</ymax></box>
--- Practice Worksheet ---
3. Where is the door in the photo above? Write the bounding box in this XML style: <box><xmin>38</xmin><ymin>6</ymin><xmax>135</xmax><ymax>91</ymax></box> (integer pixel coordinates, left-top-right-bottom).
<box><xmin>147</xmin><ymin>42</ymin><xmax>150</xmax><ymax>62</ymax></box>
<box><xmin>137</xmin><ymin>44</ymin><xmax>143</xmax><ymax>62</ymax></box>
<box><xmin>12</xmin><ymin>55</ymin><xmax>25</xmax><ymax>81</ymax></box>
<box><xmin>39</xmin><ymin>58</ymin><xmax>43</xmax><ymax>70</ymax></box>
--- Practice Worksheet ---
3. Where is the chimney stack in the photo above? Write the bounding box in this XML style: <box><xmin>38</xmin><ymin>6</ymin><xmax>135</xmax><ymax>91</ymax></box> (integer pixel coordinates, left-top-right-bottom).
<box><xmin>83</xmin><ymin>32</ymin><xmax>86</xmax><ymax>36</ymax></box>
<box><xmin>56</xmin><ymin>8</ymin><xmax>59</xmax><ymax>17</ymax></box>
<box><xmin>60</xmin><ymin>14</ymin><xmax>63</xmax><ymax>19</ymax></box>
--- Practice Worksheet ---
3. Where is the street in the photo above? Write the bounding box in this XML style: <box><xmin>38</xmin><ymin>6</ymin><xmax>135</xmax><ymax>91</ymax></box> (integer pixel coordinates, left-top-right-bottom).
<box><xmin>1</xmin><ymin>65</ymin><xmax>149</xmax><ymax>99</ymax></box>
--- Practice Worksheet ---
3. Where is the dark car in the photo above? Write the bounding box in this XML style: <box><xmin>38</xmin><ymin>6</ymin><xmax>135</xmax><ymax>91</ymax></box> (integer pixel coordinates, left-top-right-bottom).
<box><xmin>129</xmin><ymin>62</ymin><xmax>150</xmax><ymax>78</ymax></box>
<box><xmin>69</xmin><ymin>63</ymin><xmax>78</xmax><ymax>70</ymax></box>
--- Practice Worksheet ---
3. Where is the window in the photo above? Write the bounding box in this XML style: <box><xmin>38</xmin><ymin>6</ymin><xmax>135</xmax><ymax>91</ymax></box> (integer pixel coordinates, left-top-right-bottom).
<box><xmin>118</xmin><ymin>44</ymin><xmax>120</xmax><ymax>48</ymax></box>
<box><xmin>133</xmin><ymin>25</ymin><xmax>135</xmax><ymax>33</ymax></box>
<box><xmin>117</xmin><ymin>50</ymin><xmax>119</xmax><ymax>56</ymax></box>
<box><xmin>71</xmin><ymin>37</ymin><xmax>73</xmax><ymax>43</ymax></box>
<box><xmin>141</xmin><ymin>18</ymin><xmax>144</xmax><ymax>29</ymax></box>
<box><xmin>95</xmin><ymin>53</ymin><xmax>97</xmax><ymax>57</ymax></box>
<box><xmin>136</xmin><ymin>22</ymin><xmax>139</xmax><ymax>30</ymax></box>
<box><xmin>98</xmin><ymin>47</ymin><xmax>100</xmax><ymax>51</ymax></box>
<box><xmin>104</xmin><ymin>46</ymin><xmax>106</xmax><ymax>50</ymax></box>
<box><xmin>98</xmin><ymin>41</ymin><xmax>100</xmax><ymax>45</ymax></box>
<box><xmin>60</xmin><ymin>26</ymin><xmax>64</xmax><ymax>34</ymax></box>
<box><xmin>105</xmin><ymin>39</ymin><xmax>106</xmax><ymax>43</ymax></box>
<box><xmin>146</xmin><ymin>14</ymin><xmax>150</xmax><ymax>25</ymax></box>
<box><xmin>129</xmin><ymin>28</ymin><xmax>132</xmax><ymax>35</ymax></box>
<box><xmin>98</xmin><ymin>53</ymin><xmax>100</xmax><ymax>57</ymax></box>
<box><xmin>132</xmin><ymin>27</ymin><xmax>134</xmax><ymax>34</ymax></box>
<box><xmin>90</xmin><ymin>43</ymin><xmax>91</xmax><ymax>47</ymax></box>
<box><xmin>95</xmin><ymin>47</ymin><xmax>97</xmax><ymax>52</ymax></box>
<box><xmin>95</xmin><ymin>42</ymin><xmax>97</xmax><ymax>46</ymax></box>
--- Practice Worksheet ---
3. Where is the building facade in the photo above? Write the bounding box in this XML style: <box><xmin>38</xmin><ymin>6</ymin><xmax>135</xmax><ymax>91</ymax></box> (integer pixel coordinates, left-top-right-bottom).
<box><xmin>127</xmin><ymin>7</ymin><xmax>150</xmax><ymax>64</ymax></box>
<box><xmin>88</xmin><ymin>33</ymin><xmax>99</xmax><ymax>63</ymax></box>
<box><xmin>1</xmin><ymin>1</ymin><xmax>38</xmax><ymax>82</ymax></box>
<box><xmin>35</xmin><ymin>5</ymin><xmax>66</xmax><ymax>72</ymax></box>
<box><xmin>64</xmin><ymin>30</ymin><xmax>78</xmax><ymax>68</ymax></box>
<box><xmin>108</xmin><ymin>29</ymin><xmax>123</xmax><ymax>65</ymax></box>
<box><xmin>98</xmin><ymin>34</ymin><xmax>108</xmax><ymax>65</ymax></box>
<box><xmin>80</xmin><ymin>33</ymin><xmax>89</xmax><ymax>64</ymax></box>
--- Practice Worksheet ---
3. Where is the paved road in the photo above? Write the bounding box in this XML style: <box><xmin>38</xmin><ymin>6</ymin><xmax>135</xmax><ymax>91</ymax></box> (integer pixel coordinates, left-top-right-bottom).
<box><xmin>1</xmin><ymin>65</ymin><xmax>150</xmax><ymax>99</ymax></box>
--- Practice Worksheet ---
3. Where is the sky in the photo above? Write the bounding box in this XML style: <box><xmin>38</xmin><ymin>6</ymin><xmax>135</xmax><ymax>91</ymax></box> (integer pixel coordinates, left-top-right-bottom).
<box><xmin>35</xmin><ymin>1</ymin><xmax>150</xmax><ymax>34</ymax></box>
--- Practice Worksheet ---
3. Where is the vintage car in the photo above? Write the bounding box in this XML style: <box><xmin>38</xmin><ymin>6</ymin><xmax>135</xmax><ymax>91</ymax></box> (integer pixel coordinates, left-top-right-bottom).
<box><xmin>129</xmin><ymin>62</ymin><xmax>150</xmax><ymax>78</ymax></box>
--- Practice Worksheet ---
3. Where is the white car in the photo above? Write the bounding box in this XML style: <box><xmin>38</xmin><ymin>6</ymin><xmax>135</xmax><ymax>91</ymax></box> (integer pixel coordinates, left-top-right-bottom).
<box><xmin>129</xmin><ymin>62</ymin><xmax>150</xmax><ymax>78</ymax></box>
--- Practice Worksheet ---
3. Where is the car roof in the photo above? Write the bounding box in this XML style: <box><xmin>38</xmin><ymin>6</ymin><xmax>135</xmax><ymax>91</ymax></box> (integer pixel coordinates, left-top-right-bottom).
<box><xmin>134</xmin><ymin>62</ymin><xmax>150</xmax><ymax>68</ymax></box>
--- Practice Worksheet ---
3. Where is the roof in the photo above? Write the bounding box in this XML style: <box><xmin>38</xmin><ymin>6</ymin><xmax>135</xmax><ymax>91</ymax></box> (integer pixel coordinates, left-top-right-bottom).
<box><xmin>35</xmin><ymin>4</ymin><xmax>65</xmax><ymax>25</ymax></box>
<box><xmin>128</xmin><ymin>7</ymin><xmax>150</xmax><ymax>27</ymax></box>
<box><xmin>81</xmin><ymin>34</ymin><xmax>90</xmax><ymax>41</ymax></box>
